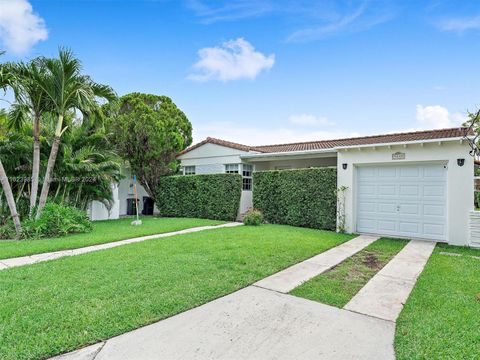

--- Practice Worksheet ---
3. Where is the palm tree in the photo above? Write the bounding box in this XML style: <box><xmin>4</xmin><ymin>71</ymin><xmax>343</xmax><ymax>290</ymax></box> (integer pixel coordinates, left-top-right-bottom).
<box><xmin>34</xmin><ymin>48</ymin><xmax>116</xmax><ymax>218</ymax></box>
<box><xmin>8</xmin><ymin>59</ymin><xmax>49</xmax><ymax>216</ymax></box>
<box><xmin>0</xmin><ymin>55</ymin><xmax>22</xmax><ymax>236</ymax></box>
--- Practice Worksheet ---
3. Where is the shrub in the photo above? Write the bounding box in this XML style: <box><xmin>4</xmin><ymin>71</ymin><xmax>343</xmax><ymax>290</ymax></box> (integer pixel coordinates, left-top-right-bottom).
<box><xmin>156</xmin><ymin>173</ymin><xmax>242</xmax><ymax>221</ymax></box>
<box><xmin>21</xmin><ymin>203</ymin><xmax>92</xmax><ymax>239</ymax></box>
<box><xmin>243</xmin><ymin>209</ymin><xmax>263</xmax><ymax>226</ymax></box>
<box><xmin>0</xmin><ymin>222</ymin><xmax>16</xmax><ymax>240</ymax></box>
<box><xmin>253</xmin><ymin>168</ymin><xmax>337</xmax><ymax>231</ymax></box>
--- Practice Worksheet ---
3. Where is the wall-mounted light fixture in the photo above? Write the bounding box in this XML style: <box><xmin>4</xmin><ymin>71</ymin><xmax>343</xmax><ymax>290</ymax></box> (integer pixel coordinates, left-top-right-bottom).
<box><xmin>342</xmin><ymin>163</ymin><xmax>348</xmax><ymax>170</ymax></box>
<box><xmin>457</xmin><ymin>158</ymin><xmax>465</xmax><ymax>167</ymax></box>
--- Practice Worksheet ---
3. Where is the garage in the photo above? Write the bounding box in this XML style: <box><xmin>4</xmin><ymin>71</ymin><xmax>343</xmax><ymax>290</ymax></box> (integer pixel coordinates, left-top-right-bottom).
<box><xmin>356</xmin><ymin>163</ymin><xmax>447</xmax><ymax>241</ymax></box>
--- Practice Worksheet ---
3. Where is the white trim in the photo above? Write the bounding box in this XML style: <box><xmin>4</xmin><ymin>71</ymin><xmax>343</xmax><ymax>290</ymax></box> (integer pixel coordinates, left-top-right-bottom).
<box><xmin>335</xmin><ymin>136</ymin><xmax>468</xmax><ymax>151</ymax></box>
<box><xmin>240</xmin><ymin>148</ymin><xmax>337</xmax><ymax>160</ymax></box>
<box><xmin>239</xmin><ymin>136</ymin><xmax>470</xmax><ymax>161</ymax></box>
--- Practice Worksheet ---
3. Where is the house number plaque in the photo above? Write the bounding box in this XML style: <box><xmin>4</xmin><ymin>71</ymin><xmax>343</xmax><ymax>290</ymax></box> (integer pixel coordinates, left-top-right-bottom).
<box><xmin>392</xmin><ymin>152</ymin><xmax>406</xmax><ymax>160</ymax></box>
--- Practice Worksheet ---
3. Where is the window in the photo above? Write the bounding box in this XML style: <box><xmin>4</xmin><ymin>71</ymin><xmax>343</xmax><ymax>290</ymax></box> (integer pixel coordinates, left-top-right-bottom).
<box><xmin>225</xmin><ymin>164</ymin><xmax>239</xmax><ymax>174</ymax></box>
<box><xmin>242</xmin><ymin>164</ymin><xmax>253</xmax><ymax>191</ymax></box>
<box><xmin>184</xmin><ymin>166</ymin><xmax>195</xmax><ymax>175</ymax></box>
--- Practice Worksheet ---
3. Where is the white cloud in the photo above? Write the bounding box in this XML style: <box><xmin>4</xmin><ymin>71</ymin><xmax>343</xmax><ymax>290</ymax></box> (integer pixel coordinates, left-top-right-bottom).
<box><xmin>192</xmin><ymin>121</ymin><xmax>360</xmax><ymax>146</ymax></box>
<box><xmin>188</xmin><ymin>38</ymin><xmax>275</xmax><ymax>82</ymax></box>
<box><xmin>288</xmin><ymin>113</ymin><xmax>330</xmax><ymax>126</ymax></box>
<box><xmin>437</xmin><ymin>15</ymin><xmax>480</xmax><ymax>33</ymax></box>
<box><xmin>0</xmin><ymin>0</ymin><xmax>47</xmax><ymax>54</ymax></box>
<box><xmin>415</xmin><ymin>105</ymin><xmax>467</xmax><ymax>129</ymax></box>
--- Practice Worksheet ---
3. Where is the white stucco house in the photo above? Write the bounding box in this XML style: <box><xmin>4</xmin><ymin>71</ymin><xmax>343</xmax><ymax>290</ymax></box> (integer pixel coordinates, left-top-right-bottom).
<box><xmin>177</xmin><ymin>127</ymin><xmax>477</xmax><ymax>247</ymax></box>
<box><xmin>88</xmin><ymin>167</ymin><xmax>158</xmax><ymax>221</ymax></box>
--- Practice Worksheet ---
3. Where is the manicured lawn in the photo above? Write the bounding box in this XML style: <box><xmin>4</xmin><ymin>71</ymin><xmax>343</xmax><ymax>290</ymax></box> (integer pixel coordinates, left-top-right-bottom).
<box><xmin>0</xmin><ymin>224</ymin><xmax>353</xmax><ymax>360</ymax></box>
<box><xmin>395</xmin><ymin>244</ymin><xmax>480</xmax><ymax>359</ymax></box>
<box><xmin>290</xmin><ymin>238</ymin><xmax>408</xmax><ymax>307</ymax></box>
<box><xmin>0</xmin><ymin>216</ymin><xmax>224</xmax><ymax>260</ymax></box>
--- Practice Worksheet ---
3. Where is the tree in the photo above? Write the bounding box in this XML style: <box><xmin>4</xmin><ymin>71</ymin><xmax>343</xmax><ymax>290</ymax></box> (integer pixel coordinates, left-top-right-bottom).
<box><xmin>8</xmin><ymin>59</ymin><xmax>49</xmax><ymax>216</ymax></box>
<box><xmin>33</xmin><ymin>48</ymin><xmax>116</xmax><ymax>218</ymax></box>
<box><xmin>110</xmin><ymin>93</ymin><xmax>192</xmax><ymax>198</ymax></box>
<box><xmin>0</xmin><ymin>55</ymin><xmax>22</xmax><ymax>236</ymax></box>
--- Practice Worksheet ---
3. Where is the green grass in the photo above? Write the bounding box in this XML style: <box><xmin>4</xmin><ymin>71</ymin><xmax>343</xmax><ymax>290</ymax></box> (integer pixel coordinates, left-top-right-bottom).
<box><xmin>290</xmin><ymin>238</ymin><xmax>408</xmax><ymax>307</ymax></box>
<box><xmin>0</xmin><ymin>224</ymin><xmax>353</xmax><ymax>360</ymax></box>
<box><xmin>395</xmin><ymin>244</ymin><xmax>480</xmax><ymax>359</ymax></box>
<box><xmin>0</xmin><ymin>216</ymin><xmax>224</xmax><ymax>260</ymax></box>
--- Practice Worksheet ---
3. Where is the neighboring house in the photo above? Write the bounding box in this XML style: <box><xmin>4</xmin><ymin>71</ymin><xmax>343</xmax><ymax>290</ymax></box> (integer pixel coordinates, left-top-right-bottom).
<box><xmin>88</xmin><ymin>167</ymin><xmax>158</xmax><ymax>221</ymax></box>
<box><xmin>177</xmin><ymin>127</ymin><xmax>475</xmax><ymax>246</ymax></box>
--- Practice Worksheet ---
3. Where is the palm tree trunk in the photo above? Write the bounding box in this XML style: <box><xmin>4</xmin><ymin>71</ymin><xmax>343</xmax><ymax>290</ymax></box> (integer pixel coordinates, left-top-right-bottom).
<box><xmin>36</xmin><ymin>114</ymin><xmax>64</xmax><ymax>219</ymax></box>
<box><xmin>0</xmin><ymin>159</ymin><xmax>22</xmax><ymax>237</ymax></box>
<box><xmin>29</xmin><ymin>115</ymin><xmax>41</xmax><ymax>217</ymax></box>
<box><xmin>36</xmin><ymin>135</ymin><xmax>61</xmax><ymax>219</ymax></box>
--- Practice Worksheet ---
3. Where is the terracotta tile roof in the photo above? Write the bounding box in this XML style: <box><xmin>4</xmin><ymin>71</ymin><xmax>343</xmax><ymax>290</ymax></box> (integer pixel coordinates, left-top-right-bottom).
<box><xmin>252</xmin><ymin>127</ymin><xmax>472</xmax><ymax>153</ymax></box>
<box><xmin>179</xmin><ymin>127</ymin><xmax>471</xmax><ymax>156</ymax></box>
<box><xmin>178</xmin><ymin>137</ymin><xmax>263</xmax><ymax>156</ymax></box>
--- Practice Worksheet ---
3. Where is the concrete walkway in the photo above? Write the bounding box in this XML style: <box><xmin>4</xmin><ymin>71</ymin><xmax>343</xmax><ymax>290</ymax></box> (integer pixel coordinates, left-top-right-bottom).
<box><xmin>344</xmin><ymin>240</ymin><xmax>436</xmax><ymax>322</ymax></box>
<box><xmin>49</xmin><ymin>236</ymin><xmax>436</xmax><ymax>360</ymax></box>
<box><xmin>52</xmin><ymin>286</ymin><xmax>395</xmax><ymax>360</ymax></box>
<box><xmin>254</xmin><ymin>234</ymin><xmax>379</xmax><ymax>293</ymax></box>
<box><xmin>0</xmin><ymin>222</ymin><xmax>242</xmax><ymax>270</ymax></box>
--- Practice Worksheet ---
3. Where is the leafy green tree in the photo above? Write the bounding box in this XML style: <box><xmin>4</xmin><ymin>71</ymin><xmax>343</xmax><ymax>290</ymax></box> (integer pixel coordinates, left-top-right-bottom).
<box><xmin>33</xmin><ymin>48</ymin><xmax>116</xmax><ymax>218</ymax></box>
<box><xmin>110</xmin><ymin>93</ymin><xmax>192</xmax><ymax>198</ymax></box>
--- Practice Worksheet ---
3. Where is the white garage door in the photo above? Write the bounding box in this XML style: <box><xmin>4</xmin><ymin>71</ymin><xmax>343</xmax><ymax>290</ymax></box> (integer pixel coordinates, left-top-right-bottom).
<box><xmin>356</xmin><ymin>164</ymin><xmax>447</xmax><ymax>241</ymax></box>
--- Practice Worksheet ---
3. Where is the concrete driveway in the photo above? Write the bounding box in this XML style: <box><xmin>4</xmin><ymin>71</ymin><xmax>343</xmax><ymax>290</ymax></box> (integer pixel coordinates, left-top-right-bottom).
<box><xmin>56</xmin><ymin>285</ymin><xmax>395</xmax><ymax>360</ymax></box>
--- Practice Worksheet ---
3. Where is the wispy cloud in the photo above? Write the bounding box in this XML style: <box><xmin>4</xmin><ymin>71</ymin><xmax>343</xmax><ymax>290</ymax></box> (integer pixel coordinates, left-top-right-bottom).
<box><xmin>436</xmin><ymin>15</ymin><xmax>480</xmax><ymax>33</ymax></box>
<box><xmin>287</xmin><ymin>1</ymin><xmax>395</xmax><ymax>42</ymax></box>
<box><xmin>185</xmin><ymin>0</ymin><xmax>396</xmax><ymax>42</ymax></box>
<box><xmin>188</xmin><ymin>38</ymin><xmax>275</xmax><ymax>82</ymax></box>
<box><xmin>0</xmin><ymin>0</ymin><xmax>48</xmax><ymax>54</ymax></box>
<box><xmin>185</xmin><ymin>0</ymin><xmax>274</xmax><ymax>24</ymax></box>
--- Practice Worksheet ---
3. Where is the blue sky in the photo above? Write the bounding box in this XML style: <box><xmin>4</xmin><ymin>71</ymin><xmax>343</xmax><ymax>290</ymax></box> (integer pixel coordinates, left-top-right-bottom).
<box><xmin>0</xmin><ymin>0</ymin><xmax>479</xmax><ymax>145</ymax></box>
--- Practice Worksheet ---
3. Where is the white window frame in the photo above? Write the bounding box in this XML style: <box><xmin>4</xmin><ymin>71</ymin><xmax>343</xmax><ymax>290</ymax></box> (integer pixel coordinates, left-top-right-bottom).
<box><xmin>242</xmin><ymin>164</ymin><xmax>253</xmax><ymax>191</ymax></box>
<box><xmin>225</xmin><ymin>164</ymin><xmax>239</xmax><ymax>174</ymax></box>
<box><xmin>184</xmin><ymin>165</ymin><xmax>196</xmax><ymax>175</ymax></box>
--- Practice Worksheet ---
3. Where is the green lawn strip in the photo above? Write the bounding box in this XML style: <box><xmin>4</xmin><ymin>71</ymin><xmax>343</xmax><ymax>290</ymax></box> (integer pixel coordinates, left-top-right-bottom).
<box><xmin>0</xmin><ymin>224</ymin><xmax>353</xmax><ymax>360</ymax></box>
<box><xmin>289</xmin><ymin>238</ymin><xmax>409</xmax><ymax>307</ymax></box>
<box><xmin>395</xmin><ymin>244</ymin><xmax>480</xmax><ymax>359</ymax></box>
<box><xmin>0</xmin><ymin>217</ymin><xmax>224</xmax><ymax>260</ymax></box>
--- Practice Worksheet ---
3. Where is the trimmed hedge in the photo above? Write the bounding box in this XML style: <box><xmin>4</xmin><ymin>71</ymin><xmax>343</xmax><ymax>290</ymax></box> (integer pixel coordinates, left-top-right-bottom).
<box><xmin>156</xmin><ymin>173</ymin><xmax>242</xmax><ymax>221</ymax></box>
<box><xmin>253</xmin><ymin>168</ymin><xmax>337</xmax><ymax>230</ymax></box>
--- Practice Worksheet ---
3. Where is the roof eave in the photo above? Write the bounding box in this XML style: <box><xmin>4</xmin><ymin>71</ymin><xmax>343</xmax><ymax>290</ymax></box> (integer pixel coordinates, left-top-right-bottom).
<box><xmin>335</xmin><ymin>136</ymin><xmax>469</xmax><ymax>151</ymax></box>
<box><xmin>240</xmin><ymin>148</ymin><xmax>338</xmax><ymax>161</ymax></box>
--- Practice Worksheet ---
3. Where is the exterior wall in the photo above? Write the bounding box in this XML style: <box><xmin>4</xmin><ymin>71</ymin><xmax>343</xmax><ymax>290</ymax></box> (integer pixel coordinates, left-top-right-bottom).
<box><xmin>337</xmin><ymin>141</ymin><xmax>473</xmax><ymax>246</ymax></box>
<box><xmin>89</xmin><ymin>184</ymin><xmax>120</xmax><ymax>221</ymax></box>
<box><xmin>468</xmin><ymin>210</ymin><xmax>480</xmax><ymax>248</ymax></box>
<box><xmin>118</xmin><ymin>171</ymin><xmax>159</xmax><ymax>216</ymax></box>
<box><xmin>253</xmin><ymin>157</ymin><xmax>337</xmax><ymax>171</ymax></box>
<box><xmin>239</xmin><ymin>190</ymin><xmax>253</xmax><ymax>216</ymax></box>
<box><xmin>177</xmin><ymin>143</ymin><xmax>248</xmax><ymax>170</ymax></box>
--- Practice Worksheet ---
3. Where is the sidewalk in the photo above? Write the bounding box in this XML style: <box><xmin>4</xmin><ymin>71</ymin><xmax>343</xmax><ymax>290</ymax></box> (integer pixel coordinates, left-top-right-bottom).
<box><xmin>0</xmin><ymin>222</ymin><xmax>242</xmax><ymax>270</ymax></box>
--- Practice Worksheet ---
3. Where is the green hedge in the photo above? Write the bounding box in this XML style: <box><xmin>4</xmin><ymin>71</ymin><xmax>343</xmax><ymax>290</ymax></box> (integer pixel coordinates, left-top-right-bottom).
<box><xmin>253</xmin><ymin>168</ymin><xmax>337</xmax><ymax>230</ymax></box>
<box><xmin>156</xmin><ymin>173</ymin><xmax>242</xmax><ymax>221</ymax></box>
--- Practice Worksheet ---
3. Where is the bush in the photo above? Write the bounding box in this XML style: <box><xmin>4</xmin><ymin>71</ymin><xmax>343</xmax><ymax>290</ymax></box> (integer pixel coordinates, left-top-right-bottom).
<box><xmin>21</xmin><ymin>203</ymin><xmax>92</xmax><ymax>239</ymax></box>
<box><xmin>156</xmin><ymin>173</ymin><xmax>242</xmax><ymax>221</ymax></box>
<box><xmin>253</xmin><ymin>168</ymin><xmax>337</xmax><ymax>231</ymax></box>
<box><xmin>243</xmin><ymin>209</ymin><xmax>263</xmax><ymax>226</ymax></box>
